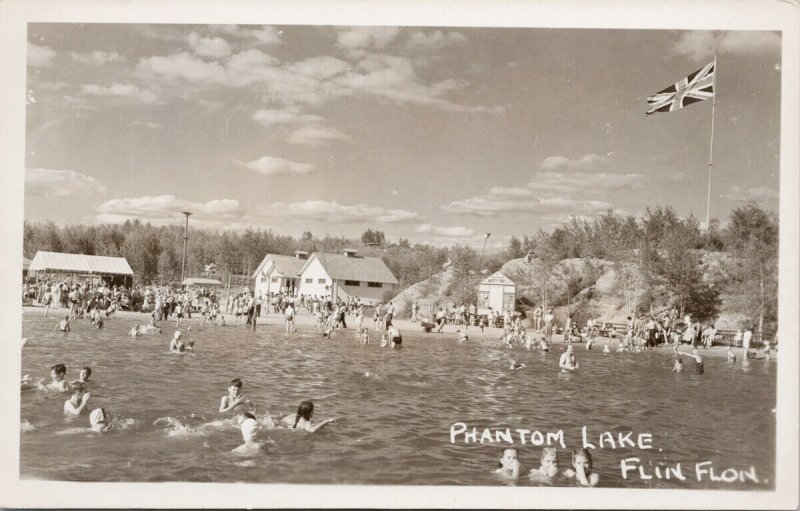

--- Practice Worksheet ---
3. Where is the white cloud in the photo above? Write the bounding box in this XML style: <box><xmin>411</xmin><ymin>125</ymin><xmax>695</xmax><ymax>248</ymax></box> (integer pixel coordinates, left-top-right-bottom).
<box><xmin>335</xmin><ymin>27</ymin><xmax>400</xmax><ymax>56</ymax></box>
<box><xmin>80</xmin><ymin>83</ymin><xmax>161</xmax><ymax>104</ymax></box>
<box><xmin>285</xmin><ymin>56</ymin><xmax>350</xmax><ymax>80</ymax></box>
<box><xmin>133</xmin><ymin>120</ymin><xmax>163</xmax><ymax>129</ymax></box>
<box><xmin>187</xmin><ymin>32</ymin><xmax>232</xmax><ymax>59</ymax></box>
<box><xmin>136</xmin><ymin>51</ymin><xmax>227</xmax><ymax>83</ymax></box>
<box><xmin>257</xmin><ymin>200</ymin><xmax>420</xmax><ymax>224</ymax></box>
<box><xmin>251</xmin><ymin>108</ymin><xmax>322</xmax><ymax>127</ymax></box>
<box><xmin>232</xmin><ymin>156</ymin><xmax>314</xmax><ymax>176</ymax></box>
<box><xmin>540</xmin><ymin>153</ymin><xmax>607</xmax><ymax>171</ymax></box>
<box><xmin>26</xmin><ymin>168</ymin><xmax>107</xmax><ymax>196</ymax></box>
<box><xmin>406</xmin><ymin>30</ymin><xmax>467</xmax><ymax>49</ymax></box>
<box><xmin>528</xmin><ymin>171</ymin><xmax>642</xmax><ymax>194</ymax></box>
<box><xmin>212</xmin><ymin>25</ymin><xmax>282</xmax><ymax>45</ymax></box>
<box><xmin>287</xmin><ymin>124</ymin><xmax>352</xmax><ymax>146</ymax></box>
<box><xmin>671</xmin><ymin>30</ymin><xmax>781</xmax><ymax>62</ymax></box>
<box><xmin>724</xmin><ymin>185</ymin><xmax>779</xmax><ymax>203</ymax></box>
<box><xmin>95</xmin><ymin>195</ymin><xmax>241</xmax><ymax>224</ymax></box>
<box><xmin>28</xmin><ymin>43</ymin><xmax>56</xmax><ymax>68</ymax></box>
<box><xmin>488</xmin><ymin>186</ymin><xmax>533</xmax><ymax>199</ymax></box>
<box><xmin>414</xmin><ymin>223</ymin><xmax>475</xmax><ymax>237</ymax></box>
<box><xmin>69</xmin><ymin>50</ymin><xmax>125</xmax><ymax>65</ymax></box>
<box><xmin>443</xmin><ymin>196</ymin><xmax>613</xmax><ymax>217</ymax></box>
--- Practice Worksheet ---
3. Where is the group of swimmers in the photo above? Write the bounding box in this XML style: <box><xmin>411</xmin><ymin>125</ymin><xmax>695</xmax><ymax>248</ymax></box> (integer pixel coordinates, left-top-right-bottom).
<box><xmin>21</xmin><ymin>363</ymin><xmax>112</xmax><ymax>432</ymax></box>
<box><xmin>495</xmin><ymin>447</ymin><xmax>599</xmax><ymax>487</ymax></box>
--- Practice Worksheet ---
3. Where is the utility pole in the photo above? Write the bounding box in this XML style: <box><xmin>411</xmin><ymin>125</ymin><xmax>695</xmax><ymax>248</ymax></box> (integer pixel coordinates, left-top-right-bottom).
<box><xmin>180</xmin><ymin>211</ymin><xmax>192</xmax><ymax>287</ymax></box>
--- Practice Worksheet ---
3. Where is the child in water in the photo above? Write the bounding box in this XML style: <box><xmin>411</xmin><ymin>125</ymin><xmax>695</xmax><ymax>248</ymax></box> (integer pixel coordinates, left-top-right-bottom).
<box><xmin>63</xmin><ymin>384</ymin><xmax>91</xmax><ymax>416</ymax></box>
<box><xmin>284</xmin><ymin>400</ymin><xmax>336</xmax><ymax>433</ymax></box>
<box><xmin>494</xmin><ymin>447</ymin><xmax>521</xmax><ymax>480</ymax></box>
<box><xmin>380</xmin><ymin>334</ymin><xmax>388</xmax><ymax>348</ymax></box>
<box><xmin>559</xmin><ymin>345</ymin><xmax>578</xmax><ymax>373</ymax></box>
<box><xmin>360</xmin><ymin>328</ymin><xmax>369</xmax><ymax>345</ymax></box>
<box><xmin>70</xmin><ymin>366</ymin><xmax>91</xmax><ymax>387</ymax></box>
<box><xmin>564</xmin><ymin>448</ymin><xmax>599</xmax><ymax>486</ymax></box>
<box><xmin>672</xmin><ymin>356</ymin><xmax>684</xmax><ymax>373</ymax></box>
<box><xmin>603</xmin><ymin>343</ymin><xmax>610</xmax><ymax>353</ymax></box>
<box><xmin>89</xmin><ymin>408</ymin><xmax>112</xmax><ymax>432</ymax></box>
<box><xmin>219</xmin><ymin>378</ymin><xmax>254</xmax><ymax>413</ymax></box>
<box><xmin>232</xmin><ymin>412</ymin><xmax>265</xmax><ymax>454</ymax></box>
<box><xmin>38</xmin><ymin>364</ymin><xmax>69</xmax><ymax>392</ymax></box>
<box><xmin>529</xmin><ymin>447</ymin><xmax>560</xmax><ymax>483</ymax></box>
<box><xmin>54</xmin><ymin>315</ymin><xmax>70</xmax><ymax>332</ymax></box>
<box><xmin>457</xmin><ymin>329</ymin><xmax>469</xmax><ymax>343</ymax></box>
<box><xmin>727</xmin><ymin>346</ymin><xmax>737</xmax><ymax>363</ymax></box>
<box><xmin>509</xmin><ymin>359</ymin><xmax>526</xmax><ymax>370</ymax></box>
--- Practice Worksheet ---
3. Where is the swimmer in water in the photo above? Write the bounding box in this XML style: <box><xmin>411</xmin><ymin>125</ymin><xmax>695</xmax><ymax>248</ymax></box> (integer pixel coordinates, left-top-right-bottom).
<box><xmin>232</xmin><ymin>412</ymin><xmax>265</xmax><ymax>454</ymax></box>
<box><xmin>169</xmin><ymin>330</ymin><xmax>185</xmax><ymax>352</ymax></box>
<box><xmin>602</xmin><ymin>343</ymin><xmax>610</xmax><ymax>353</ymax></box>
<box><xmin>559</xmin><ymin>345</ymin><xmax>578</xmax><ymax>373</ymax></box>
<box><xmin>128</xmin><ymin>325</ymin><xmax>140</xmax><ymax>337</ymax></box>
<box><xmin>54</xmin><ymin>315</ymin><xmax>70</xmax><ymax>333</ymax></box>
<box><xmin>360</xmin><ymin>328</ymin><xmax>369</xmax><ymax>345</ymax></box>
<box><xmin>38</xmin><ymin>364</ymin><xmax>69</xmax><ymax>392</ymax></box>
<box><xmin>388</xmin><ymin>324</ymin><xmax>403</xmax><ymax>348</ymax></box>
<box><xmin>219</xmin><ymin>378</ymin><xmax>254</xmax><ymax>413</ymax></box>
<box><xmin>63</xmin><ymin>384</ymin><xmax>91</xmax><ymax>416</ymax></box>
<box><xmin>564</xmin><ymin>448</ymin><xmax>599</xmax><ymax>487</ymax></box>
<box><xmin>529</xmin><ymin>447</ymin><xmax>560</xmax><ymax>483</ymax></box>
<box><xmin>727</xmin><ymin>346</ymin><xmax>737</xmax><ymax>363</ymax></box>
<box><xmin>457</xmin><ymin>329</ymin><xmax>469</xmax><ymax>343</ymax></box>
<box><xmin>509</xmin><ymin>359</ymin><xmax>526</xmax><ymax>370</ymax></box>
<box><xmin>494</xmin><ymin>447</ymin><xmax>521</xmax><ymax>480</ymax></box>
<box><xmin>684</xmin><ymin>348</ymin><xmax>704</xmax><ymax>374</ymax></box>
<box><xmin>70</xmin><ymin>366</ymin><xmax>92</xmax><ymax>387</ymax></box>
<box><xmin>524</xmin><ymin>334</ymin><xmax>532</xmax><ymax>350</ymax></box>
<box><xmin>672</xmin><ymin>356</ymin><xmax>683</xmax><ymax>373</ymax></box>
<box><xmin>21</xmin><ymin>337</ymin><xmax>28</xmax><ymax>347</ymax></box>
<box><xmin>283</xmin><ymin>400</ymin><xmax>336</xmax><ymax>433</ymax></box>
<box><xmin>89</xmin><ymin>407</ymin><xmax>112</xmax><ymax>432</ymax></box>
<box><xmin>322</xmin><ymin>325</ymin><xmax>334</xmax><ymax>339</ymax></box>
<box><xmin>380</xmin><ymin>334</ymin><xmax>388</xmax><ymax>348</ymax></box>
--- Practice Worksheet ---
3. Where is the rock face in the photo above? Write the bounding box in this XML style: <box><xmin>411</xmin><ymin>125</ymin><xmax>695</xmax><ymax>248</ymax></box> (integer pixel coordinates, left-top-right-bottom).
<box><xmin>387</xmin><ymin>266</ymin><xmax>458</xmax><ymax>319</ymax></box>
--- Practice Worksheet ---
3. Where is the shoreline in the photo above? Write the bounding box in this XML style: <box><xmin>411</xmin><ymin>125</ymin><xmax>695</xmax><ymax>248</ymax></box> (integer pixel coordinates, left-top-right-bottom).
<box><xmin>20</xmin><ymin>304</ymin><xmax>767</xmax><ymax>360</ymax></box>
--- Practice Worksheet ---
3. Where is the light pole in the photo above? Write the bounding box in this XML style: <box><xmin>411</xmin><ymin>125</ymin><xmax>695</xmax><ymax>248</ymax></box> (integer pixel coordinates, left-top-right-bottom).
<box><xmin>180</xmin><ymin>211</ymin><xmax>192</xmax><ymax>287</ymax></box>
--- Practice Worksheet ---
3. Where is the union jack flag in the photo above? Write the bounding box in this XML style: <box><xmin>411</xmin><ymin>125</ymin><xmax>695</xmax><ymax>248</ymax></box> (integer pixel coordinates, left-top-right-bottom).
<box><xmin>646</xmin><ymin>60</ymin><xmax>715</xmax><ymax>115</ymax></box>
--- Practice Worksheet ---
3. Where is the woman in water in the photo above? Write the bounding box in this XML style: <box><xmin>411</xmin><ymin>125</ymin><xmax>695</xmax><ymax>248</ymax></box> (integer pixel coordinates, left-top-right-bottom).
<box><xmin>89</xmin><ymin>408</ymin><xmax>113</xmax><ymax>432</ymax></box>
<box><xmin>284</xmin><ymin>401</ymin><xmax>336</xmax><ymax>433</ymax></box>
<box><xmin>494</xmin><ymin>447</ymin><xmax>521</xmax><ymax>481</ymax></box>
<box><xmin>529</xmin><ymin>447</ymin><xmax>560</xmax><ymax>483</ymax></box>
<box><xmin>564</xmin><ymin>448</ymin><xmax>599</xmax><ymax>486</ymax></box>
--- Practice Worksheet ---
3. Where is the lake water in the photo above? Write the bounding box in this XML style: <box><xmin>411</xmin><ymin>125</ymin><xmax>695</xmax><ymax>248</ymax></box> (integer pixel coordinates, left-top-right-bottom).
<box><xmin>20</xmin><ymin>312</ymin><xmax>776</xmax><ymax>488</ymax></box>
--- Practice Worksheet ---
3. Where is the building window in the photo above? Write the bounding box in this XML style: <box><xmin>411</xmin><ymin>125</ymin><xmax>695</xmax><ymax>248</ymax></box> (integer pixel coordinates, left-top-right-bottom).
<box><xmin>478</xmin><ymin>291</ymin><xmax>489</xmax><ymax>307</ymax></box>
<box><xmin>318</xmin><ymin>278</ymin><xmax>326</xmax><ymax>284</ymax></box>
<box><xmin>305</xmin><ymin>278</ymin><xmax>312</xmax><ymax>284</ymax></box>
<box><xmin>367</xmin><ymin>282</ymin><xmax>382</xmax><ymax>288</ymax></box>
<box><xmin>271</xmin><ymin>278</ymin><xmax>278</xmax><ymax>284</ymax></box>
<box><xmin>344</xmin><ymin>280</ymin><xmax>360</xmax><ymax>286</ymax></box>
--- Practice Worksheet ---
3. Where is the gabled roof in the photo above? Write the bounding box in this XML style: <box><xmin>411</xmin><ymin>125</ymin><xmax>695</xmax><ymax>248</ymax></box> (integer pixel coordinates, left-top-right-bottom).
<box><xmin>28</xmin><ymin>251</ymin><xmax>134</xmax><ymax>275</ymax></box>
<box><xmin>299</xmin><ymin>252</ymin><xmax>398</xmax><ymax>285</ymax></box>
<box><xmin>183</xmin><ymin>277</ymin><xmax>223</xmax><ymax>286</ymax></box>
<box><xmin>23</xmin><ymin>257</ymin><xmax>31</xmax><ymax>270</ymax></box>
<box><xmin>480</xmin><ymin>271</ymin><xmax>516</xmax><ymax>286</ymax></box>
<box><xmin>251</xmin><ymin>253</ymin><xmax>308</xmax><ymax>279</ymax></box>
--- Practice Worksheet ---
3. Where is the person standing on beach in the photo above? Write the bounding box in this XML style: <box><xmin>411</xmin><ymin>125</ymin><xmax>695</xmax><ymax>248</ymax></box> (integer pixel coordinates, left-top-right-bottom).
<box><xmin>411</xmin><ymin>301</ymin><xmax>418</xmax><ymax>323</ymax></box>
<box><xmin>543</xmin><ymin>309</ymin><xmax>554</xmax><ymax>343</ymax></box>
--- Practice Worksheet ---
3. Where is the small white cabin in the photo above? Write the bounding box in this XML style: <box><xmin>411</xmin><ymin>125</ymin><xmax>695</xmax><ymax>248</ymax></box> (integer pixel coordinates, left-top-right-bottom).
<box><xmin>476</xmin><ymin>271</ymin><xmax>516</xmax><ymax>315</ymax></box>
<box><xmin>251</xmin><ymin>252</ymin><xmax>309</xmax><ymax>298</ymax></box>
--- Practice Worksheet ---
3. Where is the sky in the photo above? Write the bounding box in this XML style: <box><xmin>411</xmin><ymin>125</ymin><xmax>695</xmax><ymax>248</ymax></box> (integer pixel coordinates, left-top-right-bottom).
<box><xmin>24</xmin><ymin>24</ymin><xmax>781</xmax><ymax>250</ymax></box>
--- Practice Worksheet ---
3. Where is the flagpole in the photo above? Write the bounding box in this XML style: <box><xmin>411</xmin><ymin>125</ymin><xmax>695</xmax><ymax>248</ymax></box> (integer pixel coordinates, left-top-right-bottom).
<box><xmin>706</xmin><ymin>55</ymin><xmax>718</xmax><ymax>231</ymax></box>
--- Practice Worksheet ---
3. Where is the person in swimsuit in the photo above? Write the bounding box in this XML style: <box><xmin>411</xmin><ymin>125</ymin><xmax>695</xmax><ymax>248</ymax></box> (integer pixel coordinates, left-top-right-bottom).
<box><xmin>38</xmin><ymin>364</ymin><xmax>69</xmax><ymax>392</ymax></box>
<box><xmin>388</xmin><ymin>324</ymin><xmax>402</xmax><ymax>348</ymax></box>
<box><xmin>683</xmin><ymin>348</ymin><xmax>704</xmax><ymax>374</ymax></box>
<box><xmin>564</xmin><ymin>448</ymin><xmax>599</xmax><ymax>486</ymax></box>
<box><xmin>232</xmin><ymin>412</ymin><xmax>265</xmax><ymax>454</ymax></box>
<box><xmin>559</xmin><ymin>345</ymin><xmax>578</xmax><ymax>372</ymax></box>
<box><xmin>89</xmin><ymin>408</ymin><xmax>112</xmax><ymax>432</ymax></box>
<box><xmin>494</xmin><ymin>447</ymin><xmax>521</xmax><ymax>480</ymax></box>
<box><xmin>54</xmin><ymin>315</ymin><xmax>70</xmax><ymax>333</ymax></box>
<box><xmin>283</xmin><ymin>400</ymin><xmax>336</xmax><ymax>433</ymax></box>
<box><xmin>360</xmin><ymin>328</ymin><xmax>369</xmax><ymax>345</ymax></box>
<box><xmin>63</xmin><ymin>384</ymin><xmax>91</xmax><ymax>416</ymax></box>
<box><xmin>529</xmin><ymin>447</ymin><xmax>560</xmax><ymax>483</ymax></box>
<box><xmin>672</xmin><ymin>356</ymin><xmax>684</xmax><ymax>373</ymax></box>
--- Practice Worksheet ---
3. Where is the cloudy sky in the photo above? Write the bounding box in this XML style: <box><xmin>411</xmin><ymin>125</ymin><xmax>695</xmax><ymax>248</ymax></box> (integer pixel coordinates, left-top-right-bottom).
<box><xmin>25</xmin><ymin>24</ymin><xmax>781</xmax><ymax>250</ymax></box>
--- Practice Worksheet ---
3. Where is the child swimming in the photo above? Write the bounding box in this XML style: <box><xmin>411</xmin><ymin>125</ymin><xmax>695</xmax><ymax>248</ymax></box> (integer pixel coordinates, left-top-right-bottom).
<box><xmin>727</xmin><ymin>346</ymin><xmax>737</xmax><ymax>363</ymax></box>
<box><xmin>360</xmin><ymin>328</ymin><xmax>369</xmax><ymax>345</ymax></box>
<box><xmin>672</xmin><ymin>356</ymin><xmax>683</xmax><ymax>373</ymax></box>
<box><xmin>89</xmin><ymin>407</ymin><xmax>112</xmax><ymax>432</ymax></box>
<box><xmin>494</xmin><ymin>447</ymin><xmax>521</xmax><ymax>480</ymax></box>
<box><xmin>602</xmin><ymin>344</ymin><xmax>610</xmax><ymax>353</ymax></box>
<box><xmin>380</xmin><ymin>334</ymin><xmax>388</xmax><ymax>348</ymax></box>
<box><xmin>70</xmin><ymin>366</ymin><xmax>91</xmax><ymax>387</ymax></box>
<box><xmin>509</xmin><ymin>359</ymin><xmax>526</xmax><ymax>370</ymax></box>
<box><xmin>38</xmin><ymin>364</ymin><xmax>69</xmax><ymax>392</ymax></box>
<box><xmin>219</xmin><ymin>378</ymin><xmax>254</xmax><ymax>413</ymax></box>
<box><xmin>231</xmin><ymin>412</ymin><xmax>265</xmax><ymax>455</ymax></box>
<box><xmin>63</xmin><ymin>384</ymin><xmax>91</xmax><ymax>416</ymax></box>
<box><xmin>54</xmin><ymin>315</ymin><xmax>71</xmax><ymax>333</ymax></box>
<box><xmin>564</xmin><ymin>448</ymin><xmax>599</xmax><ymax>486</ymax></box>
<box><xmin>283</xmin><ymin>400</ymin><xmax>336</xmax><ymax>433</ymax></box>
<box><xmin>457</xmin><ymin>329</ymin><xmax>469</xmax><ymax>343</ymax></box>
<box><xmin>169</xmin><ymin>330</ymin><xmax>193</xmax><ymax>353</ymax></box>
<box><xmin>559</xmin><ymin>345</ymin><xmax>579</xmax><ymax>373</ymax></box>
<box><xmin>529</xmin><ymin>447</ymin><xmax>560</xmax><ymax>483</ymax></box>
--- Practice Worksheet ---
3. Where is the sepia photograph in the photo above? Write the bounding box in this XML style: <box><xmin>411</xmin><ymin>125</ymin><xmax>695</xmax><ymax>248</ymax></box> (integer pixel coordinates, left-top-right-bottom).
<box><xmin>1</xmin><ymin>0</ymin><xmax>798</xmax><ymax>508</ymax></box>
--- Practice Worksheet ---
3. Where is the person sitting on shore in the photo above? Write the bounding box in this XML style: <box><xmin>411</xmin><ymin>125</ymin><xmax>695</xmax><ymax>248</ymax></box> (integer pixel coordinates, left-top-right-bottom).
<box><xmin>529</xmin><ymin>447</ymin><xmax>560</xmax><ymax>483</ymax></box>
<box><xmin>283</xmin><ymin>400</ymin><xmax>336</xmax><ymax>433</ymax></box>
<box><xmin>564</xmin><ymin>448</ymin><xmax>599</xmax><ymax>487</ymax></box>
<box><xmin>494</xmin><ymin>447</ymin><xmax>521</xmax><ymax>481</ymax></box>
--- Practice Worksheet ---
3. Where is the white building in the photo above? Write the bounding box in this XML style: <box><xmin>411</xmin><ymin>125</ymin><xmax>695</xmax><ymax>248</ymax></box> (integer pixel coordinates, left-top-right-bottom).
<box><xmin>476</xmin><ymin>271</ymin><xmax>516</xmax><ymax>315</ymax></box>
<box><xmin>297</xmin><ymin>249</ymin><xmax>398</xmax><ymax>305</ymax></box>
<box><xmin>251</xmin><ymin>252</ymin><xmax>310</xmax><ymax>298</ymax></box>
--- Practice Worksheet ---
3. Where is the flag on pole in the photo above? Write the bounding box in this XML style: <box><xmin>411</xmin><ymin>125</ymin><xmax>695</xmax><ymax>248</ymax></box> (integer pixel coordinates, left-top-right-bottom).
<box><xmin>646</xmin><ymin>61</ymin><xmax>715</xmax><ymax>115</ymax></box>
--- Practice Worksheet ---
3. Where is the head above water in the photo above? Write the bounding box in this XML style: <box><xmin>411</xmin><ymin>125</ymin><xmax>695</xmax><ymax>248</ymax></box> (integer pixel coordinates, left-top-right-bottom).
<box><xmin>80</xmin><ymin>366</ymin><xmax>92</xmax><ymax>380</ymax></box>
<box><xmin>293</xmin><ymin>400</ymin><xmax>314</xmax><ymax>428</ymax></box>
<box><xmin>572</xmin><ymin>448</ymin><xmax>593</xmax><ymax>473</ymax></box>
<box><xmin>229</xmin><ymin>378</ymin><xmax>243</xmax><ymax>391</ymax></box>
<box><xmin>498</xmin><ymin>447</ymin><xmax>518</xmax><ymax>469</ymax></box>
<box><xmin>51</xmin><ymin>364</ymin><xmax>67</xmax><ymax>378</ymax></box>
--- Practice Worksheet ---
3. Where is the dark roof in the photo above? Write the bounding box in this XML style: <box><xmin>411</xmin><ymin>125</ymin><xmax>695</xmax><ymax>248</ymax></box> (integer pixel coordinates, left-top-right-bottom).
<box><xmin>251</xmin><ymin>253</ymin><xmax>308</xmax><ymax>279</ymax></box>
<box><xmin>301</xmin><ymin>252</ymin><xmax>398</xmax><ymax>284</ymax></box>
